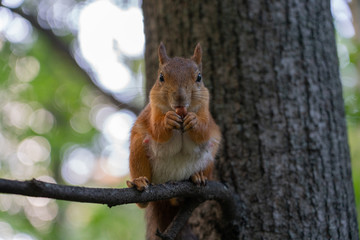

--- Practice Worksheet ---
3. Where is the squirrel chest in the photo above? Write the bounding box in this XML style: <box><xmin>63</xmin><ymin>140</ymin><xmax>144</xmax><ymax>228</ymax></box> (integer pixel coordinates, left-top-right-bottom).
<box><xmin>147</xmin><ymin>130</ymin><xmax>214</xmax><ymax>184</ymax></box>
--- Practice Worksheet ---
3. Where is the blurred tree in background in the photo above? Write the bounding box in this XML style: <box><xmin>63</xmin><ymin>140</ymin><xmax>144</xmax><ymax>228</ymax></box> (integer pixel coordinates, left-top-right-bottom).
<box><xmin>0</xmin><ymin>0</ymin><xmax>359</xmax><ymax>239</ymax></box>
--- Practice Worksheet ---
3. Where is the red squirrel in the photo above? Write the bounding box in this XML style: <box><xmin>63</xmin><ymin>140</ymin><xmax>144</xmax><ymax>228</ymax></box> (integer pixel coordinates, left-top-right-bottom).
<box><xmin>127</xmin><ymin>43</ymin><xmax>221</xmax><ymax>240</ymax></box>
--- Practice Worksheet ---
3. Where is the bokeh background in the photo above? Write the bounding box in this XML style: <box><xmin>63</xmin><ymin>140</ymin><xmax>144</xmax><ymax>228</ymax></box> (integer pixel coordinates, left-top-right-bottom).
<box><xmin>0</xmin><ymin>0</ymin><xmax>358</xmax><ymax>239</ymax></box>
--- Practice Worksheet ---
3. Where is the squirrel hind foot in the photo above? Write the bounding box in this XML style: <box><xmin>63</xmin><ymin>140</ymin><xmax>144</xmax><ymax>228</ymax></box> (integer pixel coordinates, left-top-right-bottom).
<box><xmin>126</xmin><ymin>176</ymin><xmax>150</xmax><ymax>191</ymax></box>
<box><xmin>190</xmin><ymin>171</ymin><xmax>207</xmax><ymax>186</ymax></box>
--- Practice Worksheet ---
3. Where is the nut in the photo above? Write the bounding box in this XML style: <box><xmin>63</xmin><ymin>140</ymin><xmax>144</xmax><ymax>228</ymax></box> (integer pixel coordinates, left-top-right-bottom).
<box><xmin>175</xmin><ymin>107</ymin><xmax>187</xmax><ymax>118</ymax></box>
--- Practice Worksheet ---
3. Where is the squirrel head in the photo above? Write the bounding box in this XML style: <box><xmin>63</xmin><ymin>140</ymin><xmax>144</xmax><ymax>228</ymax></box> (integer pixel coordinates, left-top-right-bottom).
<box><xmin>150</xmin><ymin>42</ymin><xmax>209</xmax><ymax>114</ymax></box>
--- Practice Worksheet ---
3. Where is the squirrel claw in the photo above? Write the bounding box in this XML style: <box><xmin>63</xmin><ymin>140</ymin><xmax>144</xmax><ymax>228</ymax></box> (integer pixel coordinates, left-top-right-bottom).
<box><xmin>190</xmin><ymin>171</ymin><xmax>207</xmax><ymax>186</ymax></box>
<box><xmin>164</xmin><ymin>111</ymin><xmax>182</xmax><ymax>130</ymax></box>
<box><xmin>127</xmin><ymin>176</ymin><xmax>150</xmax><ymax>191</ymax></box>
<box><xmin>183</xmin><ymin>112</ymin><xmax>198</xmax><ymax>132</ymax></box>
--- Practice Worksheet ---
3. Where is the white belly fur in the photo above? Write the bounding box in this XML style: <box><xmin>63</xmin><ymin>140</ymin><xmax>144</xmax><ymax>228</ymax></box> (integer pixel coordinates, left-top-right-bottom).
<box><xmin>148</xmin><ymin>131</ymin><xmax>214</xmax><ymax>184</ymax></box>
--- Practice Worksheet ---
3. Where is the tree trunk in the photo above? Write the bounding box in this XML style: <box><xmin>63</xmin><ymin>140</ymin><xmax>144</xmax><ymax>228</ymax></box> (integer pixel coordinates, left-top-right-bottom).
<box><xmin>142</xmin><ymin>1</ymin><xmax>359</xmax><ymax>239</ymax></box>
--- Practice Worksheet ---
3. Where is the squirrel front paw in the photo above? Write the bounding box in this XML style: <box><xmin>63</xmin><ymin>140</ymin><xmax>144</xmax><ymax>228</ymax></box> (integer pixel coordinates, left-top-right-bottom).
<box><xmin>190</xmin><ymin>171</ymin><xmax>207</xmax><ymax>186</ymax></box>
<box><xmin>126</xmin><ymin>176</ymin><xmax>150</xmax><ymax>191</ymax></box>
<box><xmin>164</xmin><ymin>111</ymin><xmax>182</xmax><ymax>130</ymax></box>
<box><xmin>183</xmin><ymin>112</ymin><xmax>198</xmax><ymax>131</ymax></box>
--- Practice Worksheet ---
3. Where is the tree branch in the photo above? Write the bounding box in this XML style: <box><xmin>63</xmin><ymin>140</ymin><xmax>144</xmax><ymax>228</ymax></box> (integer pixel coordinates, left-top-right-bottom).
<box><xmin>0</xmin><ymin>178</ymin><xmax>239</xmax><ymax>239</ymax></box>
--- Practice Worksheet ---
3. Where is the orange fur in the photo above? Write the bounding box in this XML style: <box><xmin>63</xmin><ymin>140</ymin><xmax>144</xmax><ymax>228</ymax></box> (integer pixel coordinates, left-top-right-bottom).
<box><xmin>128</xmin><ymin>43</ymin><xmax>221</xmax><ymax>240</ymax></box>
<box><xmin>129</xmin><ymin>105</ymin><xmax>152</xmax><ymax>182</ymax></box>
<box><xmin>203</xmin><ymin>161</ymin><xmax>214</xmax><ymax>180</ymax></box>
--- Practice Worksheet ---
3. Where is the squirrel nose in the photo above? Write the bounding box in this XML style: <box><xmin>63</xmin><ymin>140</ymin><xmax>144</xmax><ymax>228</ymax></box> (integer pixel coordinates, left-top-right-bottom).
<box><xmin>173</xmin><ymin>87</ymin><xmax>187</xmax><ymax>106</ymax></box>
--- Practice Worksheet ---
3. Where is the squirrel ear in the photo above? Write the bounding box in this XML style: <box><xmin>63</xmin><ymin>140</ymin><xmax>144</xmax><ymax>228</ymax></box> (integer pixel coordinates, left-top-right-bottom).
<box><xmin>191</xmin><ymin>43</ymin><xmax>202</xmax><ymax>65</ymax></box>
<box><xmin>158</xmin><ymin>42</ymin><xmax>169</xmax><ymax>65</ymax></box>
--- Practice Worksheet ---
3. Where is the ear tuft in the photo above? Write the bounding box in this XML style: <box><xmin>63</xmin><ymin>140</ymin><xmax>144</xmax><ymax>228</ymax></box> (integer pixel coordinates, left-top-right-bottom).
<box><xmin>191</xmin><ymin>43</ymin><xmax>202</xmax><ymax>65</ymax></box>
<box><xmin>158</xmin><ymin>42</ymin><xmax>169</xmax><ymax>65</ymax></box>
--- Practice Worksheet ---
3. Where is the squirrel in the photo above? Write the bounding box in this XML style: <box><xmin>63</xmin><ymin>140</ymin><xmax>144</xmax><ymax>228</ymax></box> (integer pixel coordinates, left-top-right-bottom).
<box><xmin>126</xmin><ymin>42</ymin><xmax>221</xmax><ymax>240</ymax></box>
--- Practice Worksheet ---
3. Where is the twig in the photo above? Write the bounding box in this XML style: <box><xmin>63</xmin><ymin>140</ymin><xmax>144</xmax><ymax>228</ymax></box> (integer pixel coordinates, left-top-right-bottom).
<box><xmin>0</xmin><ymin>178</ymin><xmax>239</xmax><ymax>239</ymax></box>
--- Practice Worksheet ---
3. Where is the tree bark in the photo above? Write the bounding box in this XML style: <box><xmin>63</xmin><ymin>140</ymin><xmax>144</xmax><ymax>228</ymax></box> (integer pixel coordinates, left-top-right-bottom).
<box><xmin>142</xmin><ymin>0</ymin><xmax>359</xmax><ymax>239</ymax></box>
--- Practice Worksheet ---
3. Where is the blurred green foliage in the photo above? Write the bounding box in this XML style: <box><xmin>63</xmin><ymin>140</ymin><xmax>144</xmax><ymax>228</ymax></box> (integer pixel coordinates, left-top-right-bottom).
<box><xmin>0</xmin><ymin>7</ymin><xmax>145</xmax><ymax>240</ymax></box>
<box><xmin>337</xmin><ymin>33</ymin><xmax>360</xmax><ymax>231</ymax></box>
<box><xmin>348</xmin><ymin>126</ymin><xmax>360</xmax><ymax>230</ymax></box>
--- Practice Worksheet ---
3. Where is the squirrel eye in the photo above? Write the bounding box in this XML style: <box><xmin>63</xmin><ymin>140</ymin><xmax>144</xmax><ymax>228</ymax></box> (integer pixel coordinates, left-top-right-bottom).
<box><xmin>159</xmin><ymin>73</ymin><xmax>165</xmax><ymax>82</ymax></box>
<box><xmin>196</xmin><ymin>73</ymin><xmax>202</xmax><ymax>82</ymax></box>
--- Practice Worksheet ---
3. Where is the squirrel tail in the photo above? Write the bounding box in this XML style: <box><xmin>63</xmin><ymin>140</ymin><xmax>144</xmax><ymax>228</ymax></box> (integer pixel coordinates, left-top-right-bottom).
<box><xmin>145</xmin><ymin>200</ymin><xmax>198</xmax><ymax>240</ymax></box>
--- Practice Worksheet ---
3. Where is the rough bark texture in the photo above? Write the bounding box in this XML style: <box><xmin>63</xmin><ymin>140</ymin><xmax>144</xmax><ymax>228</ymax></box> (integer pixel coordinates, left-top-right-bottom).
<box><xmin>142</xmin><ymin>0</ymin><xmax>359</xmax><ymax>239</ymax></box>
